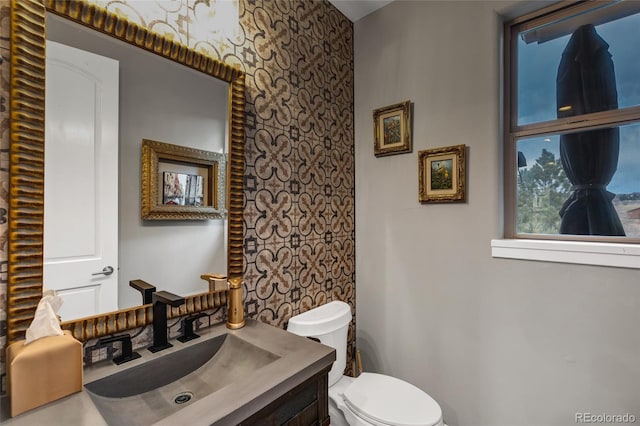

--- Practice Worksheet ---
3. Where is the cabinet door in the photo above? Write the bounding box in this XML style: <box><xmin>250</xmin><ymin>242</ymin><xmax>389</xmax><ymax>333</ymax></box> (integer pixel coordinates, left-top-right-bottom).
<box><xmin>238</xmin><ymin>368</ymin><xmax>330</xmax><ymax>426</ymax></box>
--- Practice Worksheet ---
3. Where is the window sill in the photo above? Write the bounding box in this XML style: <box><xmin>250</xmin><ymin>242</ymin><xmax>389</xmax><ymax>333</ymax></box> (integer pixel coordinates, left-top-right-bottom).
<box><xmin>491</xmin><ymin>239</ymin><xmax>640</xmax><ymax>269</ymax></box>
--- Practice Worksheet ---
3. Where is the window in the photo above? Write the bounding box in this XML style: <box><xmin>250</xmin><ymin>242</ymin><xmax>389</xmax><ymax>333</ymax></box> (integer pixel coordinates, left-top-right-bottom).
<box><xmin>504</xmin><ymin>1</ymin><xmax>640</xmax><ymax>243</ymax></box>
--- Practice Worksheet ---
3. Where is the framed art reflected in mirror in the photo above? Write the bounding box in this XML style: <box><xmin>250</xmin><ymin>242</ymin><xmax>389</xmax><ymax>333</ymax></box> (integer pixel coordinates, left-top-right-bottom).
<box><xmin>141</xmin><ymin>139</ymin><xmax>226</xmax><ymax>220</ymax></box>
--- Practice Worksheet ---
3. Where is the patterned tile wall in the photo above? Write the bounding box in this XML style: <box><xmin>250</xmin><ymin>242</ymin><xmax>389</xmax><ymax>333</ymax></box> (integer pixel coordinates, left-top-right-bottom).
<box><xmin>239</xmin><ymin>0</ymin><xmax>355</xmax><ymax>374</ymax></box>
<box><xmin>0</xmin><ymin>0</ymin><xmax>356</xmax><ymax>386</ymax></box>
<box><xmin>1</xmin><ymin>0</ymin><xmax>10</xmax><ymax>393</ymax></box>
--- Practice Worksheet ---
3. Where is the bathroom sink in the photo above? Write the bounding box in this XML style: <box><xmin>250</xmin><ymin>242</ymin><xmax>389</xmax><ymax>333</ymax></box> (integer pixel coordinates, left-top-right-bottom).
<box><xmin>84</xmin><ymin>333</ymin><xmax>280</xmax><ymax>426</ymax></box>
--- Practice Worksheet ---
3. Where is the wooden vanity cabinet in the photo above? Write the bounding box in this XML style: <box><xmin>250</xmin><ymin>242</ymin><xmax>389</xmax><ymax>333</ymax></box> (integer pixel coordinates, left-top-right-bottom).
<box><xmin>238</xmin><ymin>367</ymin><xmax>331</xmax><ymax>426</ymax></box>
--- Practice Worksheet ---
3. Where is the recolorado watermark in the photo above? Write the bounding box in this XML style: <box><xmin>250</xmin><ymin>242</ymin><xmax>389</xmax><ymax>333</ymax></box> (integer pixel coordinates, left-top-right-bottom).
<box><xmin>576</xmin><ymin>413</ymin><xmax>636</xmax><ymax>424</ymax></box>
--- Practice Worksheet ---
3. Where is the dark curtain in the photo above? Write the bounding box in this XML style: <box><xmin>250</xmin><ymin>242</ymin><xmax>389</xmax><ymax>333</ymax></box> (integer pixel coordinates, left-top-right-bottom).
<box><xmin>556</xmin><ymin>24</ymin><xmax>625</xmax><ymax>236</ymax></box>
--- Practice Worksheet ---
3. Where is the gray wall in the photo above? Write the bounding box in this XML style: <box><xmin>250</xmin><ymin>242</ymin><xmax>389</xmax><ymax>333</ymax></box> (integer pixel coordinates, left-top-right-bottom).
<box><xmin>47</xmin><ymin>15</ymin><xmax>228</xmax><ymax>309</ymax></box>
<box><xmin>354</xmin><ymin>2</ymin><xmax>640</xmax><ymax>425</ymax></box>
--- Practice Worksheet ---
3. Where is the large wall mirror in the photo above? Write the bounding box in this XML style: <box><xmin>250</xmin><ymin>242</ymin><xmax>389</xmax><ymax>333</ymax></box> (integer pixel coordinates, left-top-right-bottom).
<box><xmin>7</xmin><ymin>0</ymin><xmax>245</xmax><ymax>344</ymax></box>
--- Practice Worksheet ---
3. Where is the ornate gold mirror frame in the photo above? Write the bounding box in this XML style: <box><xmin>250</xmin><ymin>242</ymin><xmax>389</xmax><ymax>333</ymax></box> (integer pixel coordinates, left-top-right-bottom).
<box><xmin>7</xmin><ymin>0</ymin><xmax>245</xmax><ymax>344</ymax></box>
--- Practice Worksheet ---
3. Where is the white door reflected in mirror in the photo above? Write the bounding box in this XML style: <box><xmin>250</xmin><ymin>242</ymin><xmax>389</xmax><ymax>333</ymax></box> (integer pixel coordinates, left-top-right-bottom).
<box><xmin>44</xmin><ymin>40</ymin><xmax>119</xmax><ymax>321</ymax></box>
<box><xmin>43</xmin><ymin>12</ymin><xmax>229</xmax><ymax>319</ymax></box>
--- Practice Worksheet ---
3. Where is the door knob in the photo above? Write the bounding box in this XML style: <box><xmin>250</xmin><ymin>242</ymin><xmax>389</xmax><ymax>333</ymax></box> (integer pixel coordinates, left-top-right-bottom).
<box><xmin>92</xmin><ymin>266</ymin><xmax>114</xmax><ymax>276</ymax></box>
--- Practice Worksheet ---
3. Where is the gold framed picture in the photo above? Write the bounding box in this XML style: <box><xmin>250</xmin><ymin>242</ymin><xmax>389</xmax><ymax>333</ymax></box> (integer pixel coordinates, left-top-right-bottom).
<box><xmin>418</xmin><ymin>144</ymin><xmax>466</xmax><ymax>203</ymax></box>
<box><xmin>141</xmin><ymin>139</ymin><xmax>227</xmax><ymax>220</ymax></box>
<box><xmin>373</xmin><ymin>100</ymin><xmax>412</xmax><ymax>157</ymax></box>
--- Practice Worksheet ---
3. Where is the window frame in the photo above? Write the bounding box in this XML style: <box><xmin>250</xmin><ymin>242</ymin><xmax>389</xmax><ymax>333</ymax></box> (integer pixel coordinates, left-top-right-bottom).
<box><xmin>503</xmin><ymin>0</ymin><xmax>640</xmax><ymax>244</ymax></box>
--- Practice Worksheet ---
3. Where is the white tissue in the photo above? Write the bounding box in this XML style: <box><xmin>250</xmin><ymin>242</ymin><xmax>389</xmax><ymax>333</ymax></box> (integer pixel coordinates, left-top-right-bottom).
<box><xmin>25</xmin><ymin>290</ymin><xmax>64</xmax><ymax>345</ymax></box>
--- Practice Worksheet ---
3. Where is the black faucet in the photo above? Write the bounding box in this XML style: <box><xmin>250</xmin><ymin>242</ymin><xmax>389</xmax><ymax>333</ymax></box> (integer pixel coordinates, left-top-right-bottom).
<box><xmin>177</xmin><ymin>313</ymin><xmax>208</xmax><ymax>343</ymax></box>
<box><xmin>148</xmin><ymin>291</ymin><xmax>185</xmax><ymax>353</ymax></box>
<box><xmin>129</xmin><ymin>279</ymin><xmax>156</xmax><ymax>304</ymax></box>
<box><xmin>97</xmin><ymin>334</ymin><xmax>141</xmax><ymax>365</ymax></box>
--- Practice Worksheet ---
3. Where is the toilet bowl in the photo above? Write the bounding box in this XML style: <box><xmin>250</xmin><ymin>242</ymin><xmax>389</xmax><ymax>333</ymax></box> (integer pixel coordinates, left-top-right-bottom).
<box><xmin>288</xmin><ymin>301</ymin><xmax>444</xmax><ymax>426</ymax></box>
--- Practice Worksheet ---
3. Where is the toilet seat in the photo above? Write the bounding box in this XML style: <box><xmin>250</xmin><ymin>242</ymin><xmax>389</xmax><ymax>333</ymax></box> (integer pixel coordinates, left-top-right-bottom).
<box><xmin>341</xmin><ymin>373</ymin><xmax>442</xmax><ymax>426</ymax></box>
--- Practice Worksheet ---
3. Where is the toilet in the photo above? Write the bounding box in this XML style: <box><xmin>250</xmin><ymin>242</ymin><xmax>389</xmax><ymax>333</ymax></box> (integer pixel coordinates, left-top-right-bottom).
<box><xmin>288</xmin><ymin>301</ymin><xmax>444</xmax><ymax>426</ymax></box>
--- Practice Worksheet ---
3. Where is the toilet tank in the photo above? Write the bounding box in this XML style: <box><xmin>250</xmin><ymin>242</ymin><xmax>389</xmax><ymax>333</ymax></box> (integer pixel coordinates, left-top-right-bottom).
<box><xmin>287</xmin><ymin>301</ymin><xmax>352</xmax><ymax>386</ymax></box>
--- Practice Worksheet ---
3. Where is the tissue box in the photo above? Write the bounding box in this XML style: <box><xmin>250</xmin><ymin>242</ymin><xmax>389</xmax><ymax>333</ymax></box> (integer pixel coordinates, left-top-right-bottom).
<box><xmin>6</xmin><ymin>330</ymin><xmax>83</xmax><ymax>417</ymax></box>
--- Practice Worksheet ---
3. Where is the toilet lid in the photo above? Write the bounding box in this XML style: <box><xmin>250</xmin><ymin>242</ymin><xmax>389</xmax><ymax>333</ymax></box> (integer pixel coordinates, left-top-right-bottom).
<box><xmin>343</xmin><ymin>373</ymin><xmax>442</xmax><ymax>426</ymax></box>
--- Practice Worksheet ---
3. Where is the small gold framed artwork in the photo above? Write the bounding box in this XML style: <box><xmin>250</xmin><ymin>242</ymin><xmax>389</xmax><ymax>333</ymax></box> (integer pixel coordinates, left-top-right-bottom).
<box><xmin>418</xmin><ymin>144</ymin><xmax>466</xmax><ymax>203</ymax></box>
<box><xmin>373</xmin><ymin>100</ymin><xmax>412</xmax><ymax>157</ymax></box>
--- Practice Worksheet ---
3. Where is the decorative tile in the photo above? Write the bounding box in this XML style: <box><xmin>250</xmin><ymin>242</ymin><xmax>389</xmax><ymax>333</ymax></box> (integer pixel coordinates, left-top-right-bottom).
<box><xmin>87</xmin><ymin>0</ymin><xmax>240</xmax><ymax>58</ymax></box>
<box><xmin>253</xmin><ymin>188</ymin><xmax>295</xmax><ymax>243</ymax></box>
<box><xmin>253</xmin><ymin>9</ymin><xmax>292</xmax><ymax>69</ymax></box>
<box><xmin>294</xmin><ymin>0</ymin><xmax>327</xmax><ymax>42</ymax></box>
<box><xmin>299</xmin><ymin>240</ymin><xmax>328</xmax><ymax>288</ymax></box>
<box><xmin>298</xmin><ymin>192</ymin><xmax>328</xmax><ymax>238</ymax></box>
<box><xmin>328</xmin><ymin>236</ymin><xmax>355</xmax><ymax>285</ymax></box>
<box><xmin>330</xmin><ymin>194</ymin><xmax>355</xmax><ymax>237</ymax></box>
<box><xmin>252</xmin><ymin>68</ymin><xmax>294</xmax><ymax>125</ymax></box>
<box><xmin>253</xmin><ymin>127</ymin><xmax>294</xmax><ymax>182</ymax></box>
<box><xmin>0</xmin><ymin>0</ymin><xmax>10</xmax><ymax>384</ymax></box>
<box><xmin>298</xmin><ymin>136</ymin><xmax>329</xmax><ymax>191</ymax></box>
<box><xmin>254</xmin><ymin>245</ymin><xmax>296</xmax><ymax>300</ymax></box>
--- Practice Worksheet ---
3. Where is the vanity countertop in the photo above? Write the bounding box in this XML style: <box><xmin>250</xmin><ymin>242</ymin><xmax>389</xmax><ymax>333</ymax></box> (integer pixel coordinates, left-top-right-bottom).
<box><xmin>1</xmin><ymin>319</ymin><xmax>335</xmax><ymax>425</ymax></box>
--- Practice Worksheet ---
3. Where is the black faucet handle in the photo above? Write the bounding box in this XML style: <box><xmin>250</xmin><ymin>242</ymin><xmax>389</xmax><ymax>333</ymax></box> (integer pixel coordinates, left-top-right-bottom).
<box><xmin>177</xmin><ymin>313</ymin><xmax>208</xmax><ymax>343</ymax></box>
<box><xmin>97</xmin><ymin>334</ymin><xmax>142</xmax><ymax>365</ymax></box>
<box><xmin>152</xmin><ymin>290</ymin><xmax>185</xmax><ymax>307</ymax></box>
<box><xmin>129</xmin><ymin>279</ymin><xmax>156</xmax><ymax>304</ymax></box>
<box><xmin>148</xmin><ymin>291</ymin><xmax>186</xmax><ymax>353</ymax></box>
